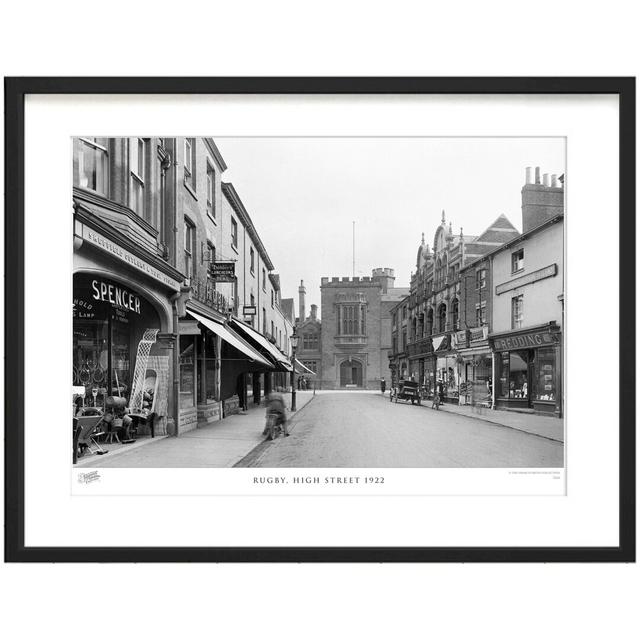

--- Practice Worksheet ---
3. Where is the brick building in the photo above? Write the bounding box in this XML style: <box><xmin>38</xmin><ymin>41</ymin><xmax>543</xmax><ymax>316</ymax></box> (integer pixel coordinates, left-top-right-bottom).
<box><xmin>320</xmin><ymin>268</ymin><xmax>408</xmax><ymax>389</ymax></box>
<box><xmin>73</xmin><ymin>137</ymin><xmax>294</xmax><ymax>441</ymax></box>
<box><xmin>389</xmin><ymin>210</ymin><xmax>519</xmax><ymax>402</ymax></box>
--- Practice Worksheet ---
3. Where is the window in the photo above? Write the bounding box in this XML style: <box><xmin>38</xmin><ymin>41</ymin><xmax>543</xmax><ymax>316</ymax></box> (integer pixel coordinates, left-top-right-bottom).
<box><xmin>511</xmin><ymin>295</ymin><xmax>523</xmax><ymax>329</ymax></box>
<box><xmin>271</xmin><ymin>289</ymin><xmax>274</xmax><ymax>308</ymax></box>
<box><xmin>250</xmin><ymin>294</ymin><xmax>255</xmax><ymax>327</ymax></box>
<box><xmin>426</xmin><ymin>309</ymin><xmax>433</xmax><ymax>335</ymax></box>
<box><xmin>338</xmin><ymin>304</ymin><xmax>365</xmax><ymax>335</ymax></box>
<box><xmin>303</xmin><ymin>333</ymin><xmax>319</xmax><ymax>350</ymax></box>
<box><xmin>512</xmin><ymin>248</ymin><xmax>524</xmax><ymax>273</ymax></box>
<box><xmin>231</xmin><ymin>218</ymin><xmax>238</xmax><ymax>249</ymax></box>
<box><xmin>184</xmin><ymin>138</ymin><xmax>196</xmax><ymax>189</ymax></box>
<box><xmin>271</xmin><ymin>321</ymin><xmax>274</xmax><ymax>338</ymax></box>
<box><xmin>437</xmin><ymin>304</ymin><xmax>447</xmax><ymax>333</ymax></box>
<box><xmin>534</xmin><ymin>348</ymin><xmax>557</xmax><ymax>401</ymax></box>
<box><xmin>75</xmin><ymin>137</ymin><xmax>109</xmax><ymax>195</ymax></box>
<box><xmin>250</xmin><ymin>247</ymin><xmax>255</xmax><ymax>274</ymax></box>
<box><xmin>475</xmin><ymin>302</ymin><xmax>487</xmax><ymax>326</ymax></box>
<box><xmin>206</xmin><ymin>163</ymin><xmax>215</xmax><ymax>219</ymax></box>
<box><xmin>262</xmin><ymin>268</ymin><xmax>266</xmax><ymax>291</ymax></box>
<box><xmin>451</xmin><ymin>299</ymin><xmax>459</xmax><ymax>330</ymax></box>
<box><xmin>476</xmin><ymin>269</ymin><xmax>486</xmax><ymax>289</ymax></box>
<box><xmin>302</xmin><ymin>361</ymin><xmax>318</xmax><ymax>374</ymax></box>
<box><xmin>129</xmin><ymin>138</ymin><xmax>145</xmax><ymax>217</ymax></box>
<box><xmin>183</xmin><ymin>218</ymin><xmax>195</xmax><ymax>280</ymax></box>
<box><xmin>262</xmin><ymin>308</ymin><xmax>267</xmax><ymax>334</ymax></box>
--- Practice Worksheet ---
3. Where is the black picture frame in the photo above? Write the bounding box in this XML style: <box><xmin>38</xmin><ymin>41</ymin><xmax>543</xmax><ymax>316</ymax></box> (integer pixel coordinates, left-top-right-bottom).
<box><xmin>4</xmin><ymin>77</ymin><xmax>635</xmax><ymax>563</ymax></box>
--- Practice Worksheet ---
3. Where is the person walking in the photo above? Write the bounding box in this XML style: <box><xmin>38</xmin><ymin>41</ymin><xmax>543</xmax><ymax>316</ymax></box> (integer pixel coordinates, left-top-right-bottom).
<box><xmin>380</xmin><ymin>377</ymin><xmax>386</xmax><ymax>394</ymax></box>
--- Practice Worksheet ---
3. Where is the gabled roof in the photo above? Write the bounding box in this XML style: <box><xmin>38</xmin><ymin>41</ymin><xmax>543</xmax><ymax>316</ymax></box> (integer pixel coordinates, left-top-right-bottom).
<box><xmin>463</xmin><ymin>214</ymin><xmax>520</xmax><ymax>263</ymax></box>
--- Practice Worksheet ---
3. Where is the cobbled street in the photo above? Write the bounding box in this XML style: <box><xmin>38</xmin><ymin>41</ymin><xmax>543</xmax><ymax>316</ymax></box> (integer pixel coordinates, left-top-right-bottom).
<box><xmin>250</xmin><ymin>392</ymin><xmax>563</xmax><ymax>468</ymax></box>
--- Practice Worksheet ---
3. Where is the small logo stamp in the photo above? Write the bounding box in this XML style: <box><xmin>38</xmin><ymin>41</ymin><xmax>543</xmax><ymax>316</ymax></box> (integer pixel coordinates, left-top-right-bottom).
<box><xmin>77</xmin><ymin>470</ymin><xmax>101</xmax><ymax>484</ymax></box>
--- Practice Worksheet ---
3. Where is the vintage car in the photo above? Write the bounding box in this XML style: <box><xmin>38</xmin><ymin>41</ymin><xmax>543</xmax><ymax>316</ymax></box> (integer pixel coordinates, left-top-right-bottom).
<box><xmin>390</xmin><ymin>379</ymin><xmax>422</xmax><ymax>405</ymax></box>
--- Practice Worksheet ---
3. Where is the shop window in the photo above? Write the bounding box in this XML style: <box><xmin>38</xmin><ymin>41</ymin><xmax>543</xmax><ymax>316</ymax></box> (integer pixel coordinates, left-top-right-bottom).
<box><xmin>184</xmin><ymin>138</ymin><xmax>196</xmax><ymax>190</ymax></box>
<box><xmin>73</xmin><ymin>274</ymin><xmax>160</xmax><ymax>411</ymax></box>
<box><xmin>534</xmin><ymin>347</ymin><xmax>556</xmax><ymax>401</ymax></box>
<box><xmin>184</xmin><ymin>218</ymin><xmax>195</xmax><ymax>281</ymax></box>
<box><xmin>129</xmin><ymin>137</ymin><xmax>146</xmax><ymax>217</ymax></box>
<box><xmin>179</xmin><ymin>335</ymin><xmax>195</xmax><ymax>408</ymax></box>
<box><xmin>511</xmin><ymin>295</ymin><xmax>523</xmax><ymax>329</ymax></box>
<box><xmin>75</xmin><ymin>137</ymin><xmax>109</xmax><ymax>195</ymax></box>
<box><xmin>497</xmin><ymin>350</ymin><xmax>529</xmax><ymax>399</ymax></box>
<box><xmin>197</xmin><ymin>333</ymin><xmax>218</xmax><ymax>404</ymax></box>
<box><xmin>206</xmin><ymin>162</ymin><xmax>215</xmax><ymax>219</ymax></box>
<box><xmin>511</xmin><ymin>248</ymin><xmax>524</xmax><ymax>273</ymax></box>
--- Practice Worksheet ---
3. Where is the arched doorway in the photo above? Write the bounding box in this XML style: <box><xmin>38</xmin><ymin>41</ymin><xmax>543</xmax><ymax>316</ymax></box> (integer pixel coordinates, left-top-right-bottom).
<box><xmin>339</xmin><ymin>358</ymin><xmax>363</xmax><ymax>387</ymax></box>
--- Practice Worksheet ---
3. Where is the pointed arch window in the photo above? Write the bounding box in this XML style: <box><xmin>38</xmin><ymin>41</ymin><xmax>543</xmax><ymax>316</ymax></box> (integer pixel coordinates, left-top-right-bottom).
<box><xmin>438</xmin><ymin>304</ymin><xmax>447</xmax><ymax>333</ymax></box>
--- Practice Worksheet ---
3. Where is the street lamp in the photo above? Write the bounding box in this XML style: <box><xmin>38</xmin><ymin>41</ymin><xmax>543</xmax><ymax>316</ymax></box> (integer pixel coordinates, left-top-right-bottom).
<box><xmin>290</xmin><ymin>328</ymin><xmax>299</xmax><ymax>411</ymax></box>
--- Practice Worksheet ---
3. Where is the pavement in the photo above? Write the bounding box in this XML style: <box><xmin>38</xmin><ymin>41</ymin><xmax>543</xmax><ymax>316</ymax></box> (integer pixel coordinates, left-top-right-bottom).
<box><xmin>406</xmin><ymin>395</ymin><xmax>564</xmax><ymax>443</ymax></box>
<box><xmin>82</xmin><ymin>391</ymin><xmax>315</xmax><ymax>468</ymax></box>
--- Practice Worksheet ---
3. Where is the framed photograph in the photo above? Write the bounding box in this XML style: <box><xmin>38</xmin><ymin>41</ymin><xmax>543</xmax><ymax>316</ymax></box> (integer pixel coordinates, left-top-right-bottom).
<box><xmin>4</xmin><ymin>77</ymin><xmax>635</xmax><ymax>562</ymax></box>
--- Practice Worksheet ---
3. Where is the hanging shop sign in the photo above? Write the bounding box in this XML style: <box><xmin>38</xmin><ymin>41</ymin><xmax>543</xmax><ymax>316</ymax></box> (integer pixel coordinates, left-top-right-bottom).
<box><xmin>210</xmin><ymin>262</ymin><xmax>236</xmax><ymax>282</ymax></box>
<box><xmin>81</xmin><ymin>227</ymin><xmax>181</xmax><ymax>291</ymax></box>
<box><xmin>243</xmin><ymin>305</ymin><xmax>257</xmax><ymax>316</ymax></box>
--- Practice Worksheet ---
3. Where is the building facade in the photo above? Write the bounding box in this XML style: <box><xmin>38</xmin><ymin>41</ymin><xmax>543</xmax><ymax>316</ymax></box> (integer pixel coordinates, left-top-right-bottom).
<box><xmin>73</xmin><ymin>137</ymin><xmax>294</xmax><ymax>439</ymax></box>
<box><xmin>389</xmin><ymin>211</ymin><xmax>520</xmax><ymax>402</ymax></box>
<box><xmin>320</xmin><ymin>268</ymin><xmax>408</xmax><ymax>390</ymax></box>
<box><xmin>488</xmin><ymin>169</ymin><xmax>564</xmax><ymax>416</ymax></box>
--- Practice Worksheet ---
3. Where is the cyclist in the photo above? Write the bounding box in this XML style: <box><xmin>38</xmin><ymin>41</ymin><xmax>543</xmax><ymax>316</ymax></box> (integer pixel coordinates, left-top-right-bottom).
<box><xmin>263</xmin><ymin>391</ymin><xmax>289</xmax><ymax>437</ymax></box>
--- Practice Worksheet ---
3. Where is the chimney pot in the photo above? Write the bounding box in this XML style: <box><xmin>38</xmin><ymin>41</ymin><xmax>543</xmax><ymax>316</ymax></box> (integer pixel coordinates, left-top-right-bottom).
<box><xmin>525</xmin><ymin>167</ymin><xmax>532</xmax><ymax>184</ymax></box>
<box><xmin>551</xmin><ymin>174</ymin><xmax>558</xmax><ymax>188</ymax></box>
<box><xmin>543</xmin><ymin>173</ymin><xmax>550</xmax><ymax>187</ymax></box>
<box><xmin>535</xmin><ymin>167</ymin><xmax>541</xmax><ymax>184</ymax></box>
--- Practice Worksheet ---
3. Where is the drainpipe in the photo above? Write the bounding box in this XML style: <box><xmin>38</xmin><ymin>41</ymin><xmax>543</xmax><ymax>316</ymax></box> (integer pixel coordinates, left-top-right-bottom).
<box><xmin>170</xmin><ymin>292</ymin><xmax>181</xmax><ymax>437</ymax></box>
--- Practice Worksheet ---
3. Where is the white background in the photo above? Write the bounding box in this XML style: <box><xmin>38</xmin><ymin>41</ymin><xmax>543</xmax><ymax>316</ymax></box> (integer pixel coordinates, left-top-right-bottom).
<box><xmin>1</xmin><ymin>2</ymin><xmax>638</xmax><ymax>639</ymax></box>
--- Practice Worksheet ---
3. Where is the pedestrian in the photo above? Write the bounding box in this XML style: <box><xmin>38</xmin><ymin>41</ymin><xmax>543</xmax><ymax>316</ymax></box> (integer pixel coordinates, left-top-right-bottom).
<box><xmin>431</xmin><ymin>380</ymin><xmax>442</xmax><ymax>410</ymax></box>
<box><xmin>380</xmin><ymin>377</ymin><xmax>386</xmax><ymax>394</ymax></box>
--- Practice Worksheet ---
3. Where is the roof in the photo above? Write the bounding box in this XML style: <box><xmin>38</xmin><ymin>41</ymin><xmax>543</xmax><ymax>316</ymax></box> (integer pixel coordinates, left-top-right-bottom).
<box><xmin>269</xmin><ymin>273</ymin><xmax>281</xmax><ymax>291</ymax></box>
<box><xmin>382</xmin><ymin>287</ymin><xmax>410</xmax><ymax>302</ymax></box>
<box><xmin>222</xmin><ymin>182</ymin><xmax>275</xmax><ymax>271</ymax></box>
<box><xmin>280</xmin><ymin>298</ymin><xmax>295</xmax><ymax>323</ymax></box>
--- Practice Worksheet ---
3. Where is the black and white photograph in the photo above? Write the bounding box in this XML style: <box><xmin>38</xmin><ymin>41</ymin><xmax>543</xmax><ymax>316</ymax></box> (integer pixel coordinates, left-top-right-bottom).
<box><xmin>72</xmin><ymin>136</ymin><xmax>565</xmax><ymax>472</ymax></box>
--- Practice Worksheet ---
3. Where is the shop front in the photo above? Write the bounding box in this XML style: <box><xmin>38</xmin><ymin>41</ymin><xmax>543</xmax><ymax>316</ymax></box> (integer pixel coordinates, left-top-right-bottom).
<box><xmin>456</xmin><ymin>327</ymin><xmax>493</xmax><ymax>407</ymax></box>
<box><xmin>433</xmin><ymin>334</ymin><xmax>458</xmax><ymax>403</ymax></box>
<box><xmin>73</xmin><ymin>272</ymin><xmax>172</xmax><ymax>435</ymax></box>
<box><xmin>490</xmin><ymin>322</ymin><xmax>562</xmax><ymax>416</ymax></box>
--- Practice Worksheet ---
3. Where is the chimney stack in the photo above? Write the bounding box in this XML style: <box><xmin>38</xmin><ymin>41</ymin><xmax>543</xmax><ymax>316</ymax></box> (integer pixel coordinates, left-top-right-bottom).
<box><xmin>310</xmin><ymin>304</ymin><xmax>317</xmax><ymax>321</ymax></box>
<box><xmin>521</xmin><ymin>166</ymin><xmax>564</xmax><ymax>233</ymax></box>
<box><xmin>298</xmin><ymin>280</ymin><xmax>306</xmax><ymax>322</ymax></box>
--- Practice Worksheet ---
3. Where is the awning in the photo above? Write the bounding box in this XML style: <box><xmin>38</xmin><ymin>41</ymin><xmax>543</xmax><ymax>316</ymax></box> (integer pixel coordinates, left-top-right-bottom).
<box><xmin>295</xmin><ymin>359</ymin><xmax>316</xmax><ymax>375</ymax></box>
<box><xmin>432</xmin><ymin>335</ymin><xmax>446</xmax><ymax>351</ymax></box>
<box><xmin>186</xmin><ymin>310</ymin><xmax>273</xmax><ymax>368</ymax></box>
<box><xmin>230</xmin><ymin>319</ymin><xmax>293</xmax><ymax>371</ymax></box>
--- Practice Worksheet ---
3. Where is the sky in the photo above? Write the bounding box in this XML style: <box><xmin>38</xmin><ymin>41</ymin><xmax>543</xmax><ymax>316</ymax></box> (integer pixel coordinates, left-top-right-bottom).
<box><xmin>214</xmin><ymin>137</ymin><xmax>565</xmax><ymax>319</ymax></box>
